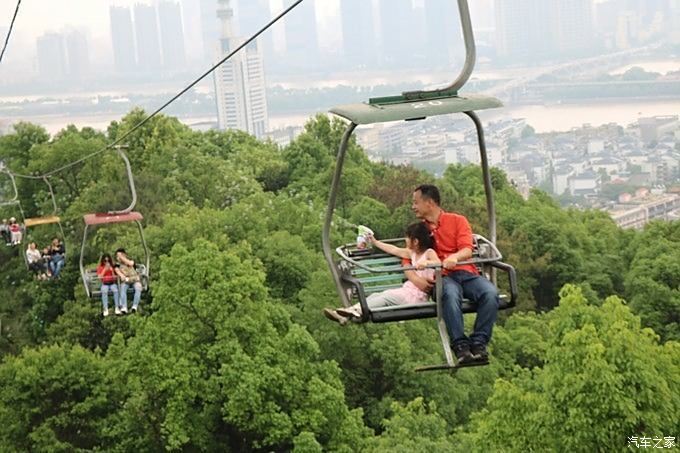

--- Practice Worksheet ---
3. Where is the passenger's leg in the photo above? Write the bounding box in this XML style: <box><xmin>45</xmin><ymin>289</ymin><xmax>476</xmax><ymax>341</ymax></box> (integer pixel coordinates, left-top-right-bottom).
<box><xmin>460</xmin><ymin>274</ymin><xmax>499</xmax><ymax>346</ymax></box>
<box><xmin>119</xmin><ymin>283</ymin><xmax>128</xmax><ymax>312</ymax></box>
<box><xmin>53</xmin><ymin>258</ymin><xmax>64</xmax><ymax>278</ymax></box>
<box><xmin>441</xmin><ymin>275</ymin><xmax>467</xmax><ymax>347</ymax></box>
<box><xmin>112</xmin><ymin>284</ymin><xmax>119</xmax><ymax>310</ymax></box>
<box><xmin>101</xmin><ymin>285</ymin><xmax>109</xmax><ymax>314</ymax></box>
<box><xmin>132</xmin><ymin>282</ymin><xmax>142</xmax><ymax>309</ymax></box>
<box><xmin>366</xmin><ymin>289</ymin><xmax>410</xmax><ymax>309</ymax></box>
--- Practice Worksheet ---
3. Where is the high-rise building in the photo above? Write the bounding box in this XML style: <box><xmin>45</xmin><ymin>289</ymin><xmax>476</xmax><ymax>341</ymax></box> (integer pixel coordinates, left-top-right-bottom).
<box><xmin>158</xmin><ymin>0</ymin><xmax>187</xmax><ymax>69</ymax></box>
<box><xmin>423</xmin><ymin>0</ymin><xmax>458</xmax><ymax>62</ymax></box>
<box><xmin>213</xmin><ymin>0</ymin><xmax>268</xmax><ymax>138</ymax></box>
<box><xmin>495</xmin><ymin>0</ymin><xmax>551</xmax><ymax>61</ymax></box>
<box><xmin>134</xmin><ymin>3</ymin><xmax>162</xmax><ymax>72</ymax></box>
<box><xmin>36</xmin><ymin>32</ymin><xmax>67</xmax><ymax>80</ymax></box>
<box><xmin>179</xmin><ymin>0</ymin><xmax>204</xmax><ymax>61</ymax></box>
<box><xmin>378</xmin><ymin>0</ymin><xmax>414</xmax><ymax>64</ymax></box>
<box><xmin>200</xmin><ymin>0</ymin><xmax>219</xmax><ymax>62</ymax></box>
<box><xmin>236</xmin><ymin>0</ymin><xmax>274</xmax><ymax>62</ymax></box>
<box><xmin>110</xmin><ymin>6</ymin><xmax>136</xmax><ymax>73</ymax></box>
<box><xmin>284</xmin><ymin>1</ymin><xmax>318</xmax><ymax>60</ymax></box>
<box><xmin>552</xmin><ymin>0</ymin><xmax>593</xmax><ymax>55</ymax></box>
<box><xmin>340</xmin><ymin>0</ymin><xmax>376</xmax><ymax>64</ymax></box>
<box><xmin>65</xmin><ymin>30</ymin><xmax>90</xmax><ymax>78</ymax></box>
<box><xmin>495</xmin><ymin>0</ymin><xmax>592</xmax><ymax>61</ymax></box>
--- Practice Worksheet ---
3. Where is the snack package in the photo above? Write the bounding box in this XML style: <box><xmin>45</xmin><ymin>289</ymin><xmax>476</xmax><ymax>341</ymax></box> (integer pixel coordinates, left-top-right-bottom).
<box><xmin>356</xmin><ymin>225</ymin><xmax>374</xmax><ymax>249</ymax></box>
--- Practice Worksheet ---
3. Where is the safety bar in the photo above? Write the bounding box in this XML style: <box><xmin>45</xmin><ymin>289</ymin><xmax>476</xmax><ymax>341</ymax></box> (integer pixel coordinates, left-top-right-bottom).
<box><xmin>403</xmin><ymin>0</ymin><xmax>476</xmax><ymax>99</ymax></box>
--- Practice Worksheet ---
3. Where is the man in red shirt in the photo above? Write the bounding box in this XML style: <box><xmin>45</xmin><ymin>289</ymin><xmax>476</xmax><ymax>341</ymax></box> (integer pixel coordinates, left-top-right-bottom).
<box><xmin>406</xmin><ymin>184</ymin><xmax>499</xmax><ymax>365</ymax></box>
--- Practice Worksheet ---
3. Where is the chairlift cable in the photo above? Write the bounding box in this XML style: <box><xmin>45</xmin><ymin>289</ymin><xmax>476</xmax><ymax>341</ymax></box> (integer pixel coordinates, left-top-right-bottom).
<box><xmin>0</xmin><ymin>0</ymin><xmax>21</xmax><ymax>64</ymax></box>
<box><xmin>6</xmin><ymin>0</ymin><xmax>306</xmax><ymax>181</ymax></box>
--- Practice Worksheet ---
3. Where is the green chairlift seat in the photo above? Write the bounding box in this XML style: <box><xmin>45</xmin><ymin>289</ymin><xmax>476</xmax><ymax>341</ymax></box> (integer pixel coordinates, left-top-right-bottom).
<box><xmin>321</xmin><ymin>0</ymin><xmax>517</xmax><ymax>371</ymax></box>
<box><xmin>330</xmin><ymin>93</ymin><xmax>503</xmax><ymax>125</ymax></box>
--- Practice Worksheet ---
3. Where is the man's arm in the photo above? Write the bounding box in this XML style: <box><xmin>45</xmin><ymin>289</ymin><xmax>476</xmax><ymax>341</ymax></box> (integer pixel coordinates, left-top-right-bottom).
<box><xmin>442</xmin><ymin>247</ymin><xmax>473</xmax><ymax>270</ymax></box>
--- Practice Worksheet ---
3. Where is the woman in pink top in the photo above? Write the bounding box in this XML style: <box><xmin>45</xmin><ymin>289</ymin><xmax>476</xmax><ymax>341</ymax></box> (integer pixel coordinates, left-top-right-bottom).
<box><xmin>324</xmin><ymin>222</ymin><xmax>440</xmax><ymax>324</ymax></box>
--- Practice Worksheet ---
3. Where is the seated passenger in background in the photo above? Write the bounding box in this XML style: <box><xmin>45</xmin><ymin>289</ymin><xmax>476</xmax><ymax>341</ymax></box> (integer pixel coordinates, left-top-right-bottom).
<box><xmin>41</xmin><ymin>247</ymin><xmax>53</xmax><ymax>278</ymax></box>
<box><xmin>96</xmin><ymin>253</ymin><xmax>118</xmax><ymax>317</ymax></box>
<box><xmin>26</xmin><ymin>242</ymin><xmax>48</xmax><ymax>280</ymax></box>
<box><xmin>0</xmin><ymin>219</ymin><xmax>10</xmax><ymax>245</ymax></box>
<box><xmin>115</xmin><ymin>248</ymin><xmax>142</xmax><ymax>314</ymax></box>
<box><xmin>323</xmin><ymin>222</ymin><xmax>439</xmax><ymax>325</ymax></box>
<box><xmin>9</xmin><ymin>218</ymin><xmax>22</xmax><ymax>245</ymax></box>
<box><xmin>48</xmin><ymin>237</ymin><xmax>66</xmax><ymax>279</ymax></box>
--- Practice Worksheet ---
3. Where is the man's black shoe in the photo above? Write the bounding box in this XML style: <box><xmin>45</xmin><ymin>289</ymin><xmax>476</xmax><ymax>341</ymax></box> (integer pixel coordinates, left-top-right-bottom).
<box><xmin>470</xmin><ymin>343</ymin><xmax>489</xmax><ymax>362</ymax></box>
<box><xmin>453</xmin><ymin>343</ymin><xmax>475</xmax><ymax>365</ymax></box>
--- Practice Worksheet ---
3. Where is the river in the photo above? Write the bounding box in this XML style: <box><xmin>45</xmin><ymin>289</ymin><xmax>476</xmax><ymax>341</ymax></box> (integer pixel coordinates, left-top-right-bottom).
<box><xmin>2</xmin><ymin>97</ymin><xmax>679</xmax><ymax>136</ymax></box>
<box><xmin>1</xmin><ymin>57</ymin><xmax>679</xmax><ymax>135</ymax></box>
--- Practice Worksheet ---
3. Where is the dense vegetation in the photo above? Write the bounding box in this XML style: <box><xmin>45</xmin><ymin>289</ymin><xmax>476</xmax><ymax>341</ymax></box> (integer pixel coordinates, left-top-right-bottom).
<box><xmin>0</xmin><ymin>111</ymin><xmax>678</xmax><ymax>452</ymax></box>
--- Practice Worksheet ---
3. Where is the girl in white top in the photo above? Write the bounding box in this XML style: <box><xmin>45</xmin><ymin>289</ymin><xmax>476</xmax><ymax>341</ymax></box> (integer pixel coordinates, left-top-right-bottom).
<box><xmin>324</xmin><ymin>222</ymin><xmax>440</xmax><ymax>324</ymax></box>
<box><xmin>26</xmin><ymin>242</ymin><xmax>48</xmax><ymax>279</ymax></box>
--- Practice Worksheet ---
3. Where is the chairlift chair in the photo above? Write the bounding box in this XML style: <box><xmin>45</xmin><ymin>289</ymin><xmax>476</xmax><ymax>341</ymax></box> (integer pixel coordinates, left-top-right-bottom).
<box><xmin>80</xmin><ymin>212</ymin><xmax>150</xmax><ymax>298</ymax></box>
<box><xmin>322</xmin><ymin>0</ymin><xmax>518</xmax><ymax>371</ymax></box>
<box><xmin>79</xmin><ymin>147</ymin><xmax>150</xmax><ymax>298</ymax></box>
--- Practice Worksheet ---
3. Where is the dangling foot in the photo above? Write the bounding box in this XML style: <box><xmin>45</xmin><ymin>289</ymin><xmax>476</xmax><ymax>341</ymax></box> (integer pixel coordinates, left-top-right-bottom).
<box><xmin>323</xmin><ymin>308</ymin><xmax>348</xmax><ymax>326</ymax></box>
<box><xmin>470</xmin><ymin>342</ymin><xmax>490</xmax><ymax>363</ymax></box>
<box><xmin>453</xmin><ymin>343</ymin><xmax>476</xmax><ymax>365</ymax></box>
<box><xmin>336</xmin><ymin>307</ymin><xmax>361</xmax><ymax>318</ymax></box>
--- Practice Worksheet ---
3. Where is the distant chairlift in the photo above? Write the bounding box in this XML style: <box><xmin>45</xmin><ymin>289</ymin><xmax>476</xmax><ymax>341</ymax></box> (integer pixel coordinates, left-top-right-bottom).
<box><xmin>322</xmin><ymin>0</ymin><xmax>518</xmax><ymax>371</ymax></box>
<box><xmin>0</xmin><ymin>170</ymin><xmax>27</xmax><ymax>242</ymax></box>
<box><xmin>79</xmin><ymin>148</ymin><xmax>150</xmax><ymax>298</ymax></box>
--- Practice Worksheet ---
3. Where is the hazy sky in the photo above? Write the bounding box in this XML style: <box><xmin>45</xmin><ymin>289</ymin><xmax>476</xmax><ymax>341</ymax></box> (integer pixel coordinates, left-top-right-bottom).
<box><xmin>1</xmin><ymin>0</ymin><xmax>342</xmax><ymax>41</ymax></box>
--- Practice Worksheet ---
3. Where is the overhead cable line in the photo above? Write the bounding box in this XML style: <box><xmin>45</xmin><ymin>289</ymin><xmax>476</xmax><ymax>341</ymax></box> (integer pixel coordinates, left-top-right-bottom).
<box><xmin>7</xmin><ymin>0</ymin><xmax>305</xmax><ymax>181</ymax></box>
<box><xmin>0</xmin><ymin>0</ymin><xmax>21</xmax><ymax>64</ymax></box>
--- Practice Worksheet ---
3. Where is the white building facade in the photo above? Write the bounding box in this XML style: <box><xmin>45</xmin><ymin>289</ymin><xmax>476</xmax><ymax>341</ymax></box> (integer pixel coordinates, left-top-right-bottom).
<box><xmin>213</xmin><ymin>0</ymin><xmax>268</xmax><ymax>138</ymax></box>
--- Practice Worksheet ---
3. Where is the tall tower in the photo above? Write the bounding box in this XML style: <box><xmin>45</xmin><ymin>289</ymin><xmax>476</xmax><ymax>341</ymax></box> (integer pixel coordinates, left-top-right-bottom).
<box><xmin>236</xmin><ymin>0</ymin><xmax>275</xmax><ymax>63</ymax></box>
<box><xmin>158</xmin><ymin>0</ymin><xmax>187</xmax><ymax>69</ymax></box>
<box><xmin>134</xmin><ymin>3</ymin><xmax>162</xmax><ymax>72</ymax></box>
<box><xmin>110</xmin><ymin>6</ymin><xmax>136</xmax><ymax>73</ymax></box>
<box><xmin>213</xmin><ymin>0</ymin><xmax>268</xmax><ymax>138</ymax></box>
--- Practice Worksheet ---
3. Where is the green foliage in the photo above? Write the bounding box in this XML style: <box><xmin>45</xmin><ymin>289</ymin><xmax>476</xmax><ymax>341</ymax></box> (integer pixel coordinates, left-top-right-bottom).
<box><xmin>457</xmin><ymin>285</ymin><xmax>680</xmax><ymax>452</ymax></box>
<box><xmin>366</xmin><ymin>398</ymin><xmax>454</xmax><ymax>452</ymax></box>
<box><xmin>0</xmin><ymin>110</ymin><xmax>678</xmax><ymax>451</ymax></box>
<box><xmin>624</xmin><ymin>221</ymin><xmax>680</xmax><ymax>342</ymax></box>
<box><xmin>0</xmin><ymin>344</ymin><xmax>115</xmax><ymax>452</ymax></box>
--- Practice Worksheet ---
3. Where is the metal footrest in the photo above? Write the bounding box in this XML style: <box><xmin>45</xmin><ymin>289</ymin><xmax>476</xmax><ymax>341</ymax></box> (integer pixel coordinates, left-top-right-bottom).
<box><xmin>414</xmin><ymin>360</ymin><xmax>489</xmax><ymax>373</ymax></box>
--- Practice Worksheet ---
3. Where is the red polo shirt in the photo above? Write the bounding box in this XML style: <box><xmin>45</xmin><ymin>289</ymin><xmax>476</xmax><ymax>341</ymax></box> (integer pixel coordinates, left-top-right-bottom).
<box><xmin>402</xmin><ymin>211</ymin><xmax>479</xmax><ymax>275</ymax></box>
<box><xmin>425</xmin><ymin>211</ymin><xmax>478</xmax><ymax>275</ymax></box>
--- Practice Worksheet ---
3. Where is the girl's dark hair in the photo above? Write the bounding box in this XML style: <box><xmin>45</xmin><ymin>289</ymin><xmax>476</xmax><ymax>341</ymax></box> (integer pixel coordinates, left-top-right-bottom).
<box><xmin>405</xmin><ymin>222</ymin><xmax>434</xmax><ymax>252</ymax></box>
<box><xmin>100</xmin><ymin>253</ymin><xmax>113</xmax><ymax>265</ymax></box>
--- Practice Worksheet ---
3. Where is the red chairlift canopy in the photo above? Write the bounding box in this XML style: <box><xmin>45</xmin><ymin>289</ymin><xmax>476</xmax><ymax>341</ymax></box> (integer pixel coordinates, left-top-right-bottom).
<box><xmin>83</xmin><ymin>212</ymin><xmax>144</xmax><ymax>226</ymax></box>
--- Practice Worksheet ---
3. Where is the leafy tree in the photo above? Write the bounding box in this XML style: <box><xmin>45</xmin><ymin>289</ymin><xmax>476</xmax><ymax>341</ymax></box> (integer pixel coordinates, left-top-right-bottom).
<box><xmin>0</xmin><ymin>344</ymin><xmax>115</xmax><ymax>452</ymax></box>
<box><xmin>456</xmin><ymin>285</ymin><xmax>680</xmax><ymax>452</ymax></box>
<box><xmin>366</xmin><ymin>398</ymin><xmax>454</xmax><ymax>452</ymax></box>
<box><xmin>103</xmin><ymin>240</ymin><xmax>370</xmax><ymax>451</ymax></box>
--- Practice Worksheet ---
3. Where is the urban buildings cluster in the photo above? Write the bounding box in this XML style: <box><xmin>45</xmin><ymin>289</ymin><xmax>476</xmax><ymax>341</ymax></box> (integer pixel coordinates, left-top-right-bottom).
<box><xmin>29</xmin><ymin>0</ymin><xmax>680</xmax><ymax>87</ymax></box>
<box><xmin>356</xmin><ymin>114</ymin><xmax>680</xmax><ymax>229</ymax></box>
